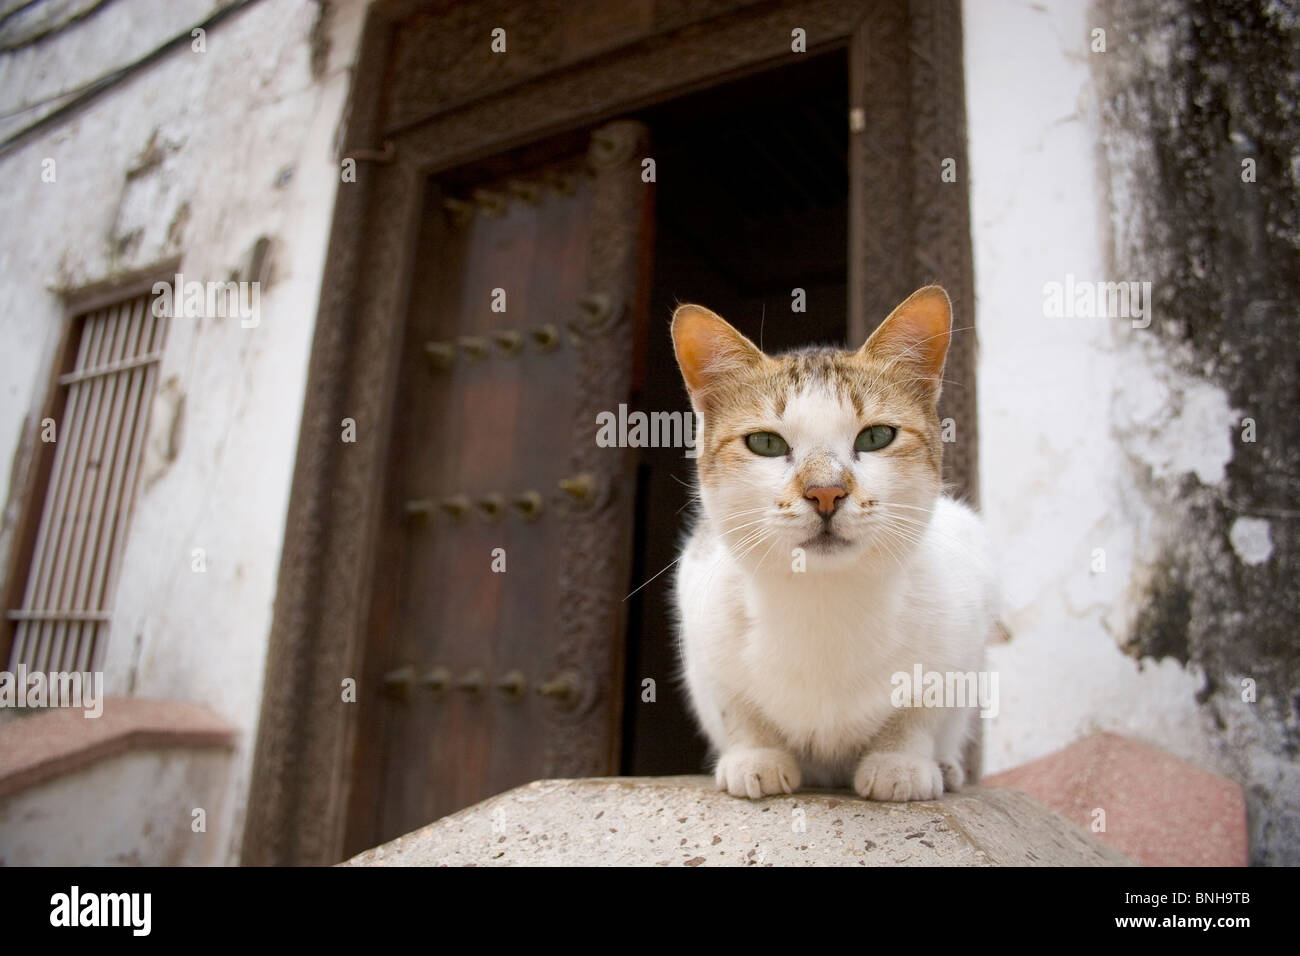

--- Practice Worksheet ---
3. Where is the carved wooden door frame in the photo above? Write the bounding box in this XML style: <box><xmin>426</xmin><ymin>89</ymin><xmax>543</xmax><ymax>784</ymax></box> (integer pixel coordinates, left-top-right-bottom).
<box><xmin>242</xmin><ymin>0</ymin><xmax>976</xmax><ymax>866</ymax></box>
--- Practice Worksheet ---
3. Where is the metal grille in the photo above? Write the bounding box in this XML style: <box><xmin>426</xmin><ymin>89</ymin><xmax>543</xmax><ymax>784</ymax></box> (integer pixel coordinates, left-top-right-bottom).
<box><xmin>7</xmin><ymin>292</ymin><xmax>166</xmax><ymax>672</ymax></box>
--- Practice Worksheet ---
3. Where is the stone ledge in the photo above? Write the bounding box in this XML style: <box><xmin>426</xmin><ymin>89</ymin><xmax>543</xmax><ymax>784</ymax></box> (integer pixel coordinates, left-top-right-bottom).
<box><xmin>0</xmin><ymin>697</ymin><xmax>237</xmax><ymax>799</ymax></box>
<box><xmin>343</xmin><ymin>775</ymin><xmax>1133</xmax><ymax>866</ymax></box>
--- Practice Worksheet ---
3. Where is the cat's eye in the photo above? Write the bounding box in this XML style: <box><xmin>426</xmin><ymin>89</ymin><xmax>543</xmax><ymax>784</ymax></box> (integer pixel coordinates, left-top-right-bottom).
<box><xmin>745</xmin><ymin>432</ymin><xmax>789</xmax><ymax>457</ymax></box>
<box><xmin>855</xmin><ymin>425</ymin><xmax>896</xmax><ymax>453</ymax></box>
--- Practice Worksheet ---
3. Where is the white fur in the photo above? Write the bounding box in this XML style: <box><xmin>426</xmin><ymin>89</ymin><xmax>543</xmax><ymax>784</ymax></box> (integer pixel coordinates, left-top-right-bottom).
<box><xmin>674</xmin><ymin>387</ymin><xmax>998</xmax><ymax>800</ymax></box>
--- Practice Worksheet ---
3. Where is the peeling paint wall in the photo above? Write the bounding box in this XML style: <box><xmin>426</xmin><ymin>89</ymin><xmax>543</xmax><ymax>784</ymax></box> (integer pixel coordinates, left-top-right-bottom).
<box><xmin>1095</xmin><ymin>0</ymin><xmax>1300</xmax><ymax>865</ymax></box>
<box><xmin>0</xmin><ymin>0</ymin><xmax>367</xmax><ymax>864</ymax></box>
<box><xmin>967</xmin><ymin>0</ymin><xmax>1298</xmax><ymax>863</ymax></box>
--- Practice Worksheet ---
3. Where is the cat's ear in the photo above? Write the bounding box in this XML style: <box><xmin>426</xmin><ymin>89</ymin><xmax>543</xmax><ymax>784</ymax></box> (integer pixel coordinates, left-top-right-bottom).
<box><xmin>859</xmin><ymin>285</ymin><xmax>952</xmax><ymax>398</ymax></box>
<box><xmin>671</xmin><ymin>304</ymin><xmax>765</xmax><ymax>403</ymax></box>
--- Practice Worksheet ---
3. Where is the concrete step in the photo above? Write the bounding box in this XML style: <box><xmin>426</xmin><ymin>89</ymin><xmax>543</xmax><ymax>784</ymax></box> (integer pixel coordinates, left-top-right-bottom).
<box><xmin>343</xmin><ymin>775</ymin><xmax>1132</xmax><ymax>866</ymax></box>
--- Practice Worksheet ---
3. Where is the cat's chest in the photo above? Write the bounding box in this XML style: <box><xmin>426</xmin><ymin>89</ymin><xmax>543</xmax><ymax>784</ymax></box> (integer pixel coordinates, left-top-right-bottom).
<box><xmin>741</xmin><ymin>615</ymin><xmax>903</xmax><ymax>750</ymax></box>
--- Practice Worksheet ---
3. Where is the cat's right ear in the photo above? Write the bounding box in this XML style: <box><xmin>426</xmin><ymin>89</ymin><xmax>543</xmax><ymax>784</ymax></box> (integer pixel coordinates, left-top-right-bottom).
<box><xmin>671</xmin><ymin>304</ymin><xmax>765</xmax><ymax>405</ymax></box>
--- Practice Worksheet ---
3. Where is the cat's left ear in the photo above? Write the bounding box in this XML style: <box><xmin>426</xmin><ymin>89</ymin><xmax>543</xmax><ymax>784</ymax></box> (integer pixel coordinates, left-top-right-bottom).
<box><xmin>859</xmin><ymin>285</ymin><xmax>952</xmax><ymax>399</ymax></box>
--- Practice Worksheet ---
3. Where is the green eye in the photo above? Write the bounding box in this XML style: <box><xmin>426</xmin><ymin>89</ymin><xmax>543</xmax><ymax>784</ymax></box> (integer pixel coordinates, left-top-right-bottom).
<box><xmin>855</xmin><ymin>425</ymin><xmax>896</xmax><ymax>452</ymax></box>
<box><xmin>745</xmin><ymin>432</ymin><xmax>789</xmax><ymax>457</ymax></box>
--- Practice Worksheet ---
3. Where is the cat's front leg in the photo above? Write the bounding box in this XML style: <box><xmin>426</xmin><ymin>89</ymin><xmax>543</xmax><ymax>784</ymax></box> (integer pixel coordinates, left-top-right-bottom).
<box><xmin>713</xmin><ymin>698</ymin><xmax>801</xmax><ymax>799</ymax></box>
<box><xmin>853</xmin><ymin>710</ymin><xmax>944</xmax><ymax>802</ymax></box>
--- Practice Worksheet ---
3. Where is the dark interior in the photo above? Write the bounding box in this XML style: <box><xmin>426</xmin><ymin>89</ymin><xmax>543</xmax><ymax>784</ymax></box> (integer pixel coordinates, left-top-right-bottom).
<box><xmin>622</xmin><ymin>50</ymin><xmax>850</xmax><ymax>774</ymax></box>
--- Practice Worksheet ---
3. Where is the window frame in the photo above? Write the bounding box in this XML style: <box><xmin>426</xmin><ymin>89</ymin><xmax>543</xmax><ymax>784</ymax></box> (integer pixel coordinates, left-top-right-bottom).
<box><xmin>1</xmin><ymin>268</ymin><xmax>173</xmax><ymax>671</ymax></box>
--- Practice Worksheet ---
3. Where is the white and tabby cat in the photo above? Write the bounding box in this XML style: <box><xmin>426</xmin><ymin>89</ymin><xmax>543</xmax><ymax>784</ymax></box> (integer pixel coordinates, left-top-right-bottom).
<box><xmin>671</xmin><ymin>286</ymin><xmax>998</xmax><ymax>801</ymax></box>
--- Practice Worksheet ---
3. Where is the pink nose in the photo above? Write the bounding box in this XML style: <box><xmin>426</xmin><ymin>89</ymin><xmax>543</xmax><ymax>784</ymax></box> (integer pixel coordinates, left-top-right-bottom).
<box><xmin>804</xmin><ymin>485</ymin><xmax>846</xmax><ymax>515</ymax></box>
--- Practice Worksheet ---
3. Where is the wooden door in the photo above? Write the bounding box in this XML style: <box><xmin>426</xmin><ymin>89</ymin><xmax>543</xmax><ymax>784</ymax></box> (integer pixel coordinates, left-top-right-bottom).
<box><xmin>345</xmin><ymin>121</ymin><xmax>654</xmax><ymax>854</ymax></box>
<box><xmin>244</xmin><ymin>0</ymin><xmax>978</xmax><ymax>867</ymax></box>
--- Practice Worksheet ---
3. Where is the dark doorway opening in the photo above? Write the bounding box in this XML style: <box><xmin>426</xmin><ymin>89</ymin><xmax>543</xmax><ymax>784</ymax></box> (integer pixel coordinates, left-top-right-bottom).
<box><xmin>622</xmin><ymin>50</ymin><xmax>850</xmax><ymax>775</ymax></box>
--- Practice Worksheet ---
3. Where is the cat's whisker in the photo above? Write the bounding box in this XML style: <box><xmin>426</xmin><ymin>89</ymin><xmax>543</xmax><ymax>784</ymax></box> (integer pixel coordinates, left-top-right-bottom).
<box><xmin>729</xmin><ymin>530</ymin><xmax>770</xmax><ymax>560</ymax></box>
<box><xmin>720</xmin><ymin>516</ymin><xmax>778</xmax><ymax>538</ymax></box>
<box><xmin>719</xmin><ymin>524</ymin><xmax>768</xmax><ymax>554</ymax></box>
<box><xmin>873</xmin><ymin>518</ymin><xmax>935</xmax><ymax>550</ymax></box>
<box><xmin>724</xmin><ymin>532</ymin><xmax>771</xmax><ymax>553</ymax></box>
<box><xmin>623</xmin><ymin>556</ymin><xmax>682</xmax><ymax>601</ymax></box>
<box><xmin>875</xmin><ymin>512</ymin><xmax>942</xmax><ymax>535</ymax></box>
<box><xmin>868</xmin><ymin>523</ymin><xmax>912</xmax><ymax>573</ymax></box>
<box><xmin>727</xmin><ymin>523</ymin><xmax>773</xmax><ymax>559</ymax></box>
<box><xmin>873</xmin><ymin>523</ymin><xmax>981</xmax><ymax>573</ymax></box>
<box><xmin>752</xmin><ymin>533</ymin><xmax>782</xmax><ymax>573</ymax></box>
<box><xmin>718</xmin><ymin>525</ymin><xmax>774</xmax><ymax>546</ymax></box>
<box><xmin>713</xmin><ymin>509</ymin><xmax>778</xmax><ymax>530</ymax></box>
<box><xmin>879</xmin><ymin>520</ymin><xmax>929</xmax><ymax>551</ymax></box>
<box><xmin>688</xmin><ymin>535</ymin><xmax>759</xmax><ymax>619</ymax></box>
<box><xmin>877</xmin><ymin>509</ymin><xmax>984</xmax><ymax>555</ymax></box>
<box><xmin>876</xmin><ymin>503</ymin><xmax>967</xmax><ymax>530</ymax></box>
<box><xmin>715</xmin><ymin>507</ymin><xmax>773</xmax><ymax>520</ymax></box>
<box><xmin>734</xmin><ymin>535</ymin><xmax>774</xmax><ymax>567</ymax></box>
<box><xmin>624</xmin><ymin>518</ymin><xmax>775</xmax><ymax>605</ymax></box>
<box><xmin>714</xmin><ymin>504</ymin><xmax>772</xmax><ymax>517</ymax></box>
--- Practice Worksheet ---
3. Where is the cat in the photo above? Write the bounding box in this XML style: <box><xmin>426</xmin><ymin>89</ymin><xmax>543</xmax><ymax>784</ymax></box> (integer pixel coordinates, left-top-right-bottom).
<box><xmin>670</xmin><ymin>286</ymin><xmax>998</xmax><ymax>801</ymax></box>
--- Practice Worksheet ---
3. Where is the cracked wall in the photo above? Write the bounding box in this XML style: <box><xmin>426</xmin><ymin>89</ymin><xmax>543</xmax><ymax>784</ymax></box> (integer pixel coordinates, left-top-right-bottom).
<box><xmin>1095</xmin><ymin>0</ymin><xmax>1300</xmax><ymax>865</ymax></box>
<box><xmin>0</xmin><ymin>0</ymin><xmax>368</xmax><ymax>864</ymax></box>
<box><xmin>968</xmin><ymin>0</ymin><xmax>1297</xmax><ymax>864</ymax></box>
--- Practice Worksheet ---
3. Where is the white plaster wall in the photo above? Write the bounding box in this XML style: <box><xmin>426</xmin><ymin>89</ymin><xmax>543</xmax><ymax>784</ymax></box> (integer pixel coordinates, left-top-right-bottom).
<box><xmin>963</xmin><ymin>0</ymin><xmax>1233</xmax><ymax>777</ymax></box>
<box><xmin>0</xmin><ymin>748</ymin><xmax>233</xmax><ymax>866</ymax></box>
<box><xmin>0</xmin><ymin>0</ymin><xmax>369</xmax><ymax>863</ymax></box>
<box><xmin>0</xmin><ymin>0</ymin><xmax>224</xmax><ymax>143</ymax></box>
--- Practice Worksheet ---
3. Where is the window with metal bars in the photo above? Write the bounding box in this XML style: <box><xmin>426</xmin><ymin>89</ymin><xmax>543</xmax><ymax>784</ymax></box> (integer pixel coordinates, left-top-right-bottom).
<box><xmin>5</xmin><ymin>290</ymin><xmax>167</xmax><ymax>673</ymax></box>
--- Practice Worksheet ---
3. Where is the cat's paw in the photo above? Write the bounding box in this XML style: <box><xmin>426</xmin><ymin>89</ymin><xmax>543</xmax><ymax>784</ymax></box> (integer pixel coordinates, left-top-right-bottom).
<box><xmin>937</xmin><ymin>758</ymin><xmax>965</xmax><ymax>792</ymax></box>
<box><xmin>715</xmin><ymin>747</ymin><xmax>801</xmax><ymax>799</ymax></box>
<box><xmin>854</xmin><ymin>752</ymin><xmax>944</xmax><ymax>802</ymax></box>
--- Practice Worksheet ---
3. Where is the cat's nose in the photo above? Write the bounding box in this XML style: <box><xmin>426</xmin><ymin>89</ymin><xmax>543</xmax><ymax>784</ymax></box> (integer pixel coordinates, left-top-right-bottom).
<box><xmin>804</xmin><ymin>485</ymin><xmax>846</xmax><ymax>516</ymax></box>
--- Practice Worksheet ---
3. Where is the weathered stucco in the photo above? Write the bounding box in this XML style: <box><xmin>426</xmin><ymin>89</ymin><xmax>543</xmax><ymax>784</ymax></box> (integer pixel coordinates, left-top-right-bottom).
<box><xmin>0</xmin><ymin>0</ymin><xmax>367</xmax><ymax>864</ymax></box>
<box><xmin>967</xmin><ymin>0</ymin><xmax>1227</xmax><ymax>816</ymax></box>
<box><xmin>967</xmin><ymin>0</ymin><xmax>1298</xmax><ymax>865</ymax></box>
<box><xmin>1094</xmin><ymin>0</ymin><xmax>1300</xmax><ymax>864</ymax></box>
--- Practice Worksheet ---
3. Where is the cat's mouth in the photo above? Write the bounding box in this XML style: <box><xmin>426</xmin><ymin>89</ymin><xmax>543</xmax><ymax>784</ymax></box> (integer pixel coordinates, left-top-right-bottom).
<box><xmin>800</xmin><ymin>527</ymin><xmax>852</xmax><ymax>552</ymax></box>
